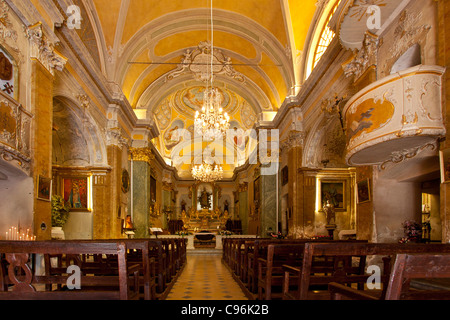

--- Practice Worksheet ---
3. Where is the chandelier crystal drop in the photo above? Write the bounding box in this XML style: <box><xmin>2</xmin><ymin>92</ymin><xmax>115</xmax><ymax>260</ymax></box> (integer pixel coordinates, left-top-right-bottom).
<box><xmin>191</xmin><ymin>162</ymin><xmax>224</xmax><ymax>183</ymax></box>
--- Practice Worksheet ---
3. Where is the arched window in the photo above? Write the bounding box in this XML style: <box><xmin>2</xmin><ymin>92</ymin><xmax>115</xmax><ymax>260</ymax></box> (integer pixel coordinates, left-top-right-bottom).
<box><xmin>305</xmin><ymin>0</ymin><xmax>341</xmax><ymax>79</ymax></box>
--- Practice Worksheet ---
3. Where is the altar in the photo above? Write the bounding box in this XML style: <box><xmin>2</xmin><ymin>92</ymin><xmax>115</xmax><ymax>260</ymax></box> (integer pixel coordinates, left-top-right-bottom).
<box><xmin>179</xmin><ymin>182</ymin><xmax>232</xmax><ymax>233</ymax></box>
<box><xmin>149</xmin><ymin>234</ymin><xmax>257</xmax><ymax>250</ymax></box>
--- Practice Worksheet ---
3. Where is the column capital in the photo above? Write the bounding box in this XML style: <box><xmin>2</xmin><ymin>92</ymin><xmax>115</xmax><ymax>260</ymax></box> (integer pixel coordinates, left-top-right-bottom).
<box><xmin>128</xmin><ymin>147</ymin><xmax>154</xmax><ymax>164</ymax></box>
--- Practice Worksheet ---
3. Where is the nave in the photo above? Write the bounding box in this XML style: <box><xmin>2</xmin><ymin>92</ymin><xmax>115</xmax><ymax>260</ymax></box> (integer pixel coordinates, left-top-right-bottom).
<box><xmin>166</xmin><ymin>250</ymin><xmax>247</xmax><ymax>300</ymax></box>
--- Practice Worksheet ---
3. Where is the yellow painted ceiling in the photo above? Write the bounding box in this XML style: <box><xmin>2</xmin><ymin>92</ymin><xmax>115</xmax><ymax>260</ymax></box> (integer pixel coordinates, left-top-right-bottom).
<box><xmin>87</xmin><ymin>0</ymin><xmax>320</xmax><ymax>177</ymax></box>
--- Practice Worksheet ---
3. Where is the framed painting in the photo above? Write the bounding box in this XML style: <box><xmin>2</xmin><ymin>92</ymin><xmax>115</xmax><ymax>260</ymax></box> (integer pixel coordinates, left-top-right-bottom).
<box><xmin>150</xmin><ymin>175</ymin><xmax>157</xmax><ymax>203</ymax></box>
<box><xmin>320</xmin><ymin>181</ymin><xmax>345</xmax><ymax>211</ymax></box>
<box><xmin>37</xmin><ymin>175</ymin><xmax>52</xmax><ymax>201</ymax></box>
<box><xmin>121</xmin><ymin>169</ymin><xmax>130</xmax><ymax>193</ymax></box>
<box><xmin>62</xmin><ymin>176</ymin><xmax>90</xmax><ymax>211</ymax></box>
<box><xmin>357</xmin><ymin>178</ymin><xmax>371</xmax><ymax>204</ymax></box>
<box><xmin>440</xmin><ymin>148</ymin><xmax>450</xmax><ymax>184</ymax></box>
<box><xmin>281</xmin><ymin>166</ymin><xmax>288</xmax><ymax>186</ymax></box>
<box><xmin>254</xmin><ymin>176</ymin><xmax>261</xmax><ymax>210</ymax></box>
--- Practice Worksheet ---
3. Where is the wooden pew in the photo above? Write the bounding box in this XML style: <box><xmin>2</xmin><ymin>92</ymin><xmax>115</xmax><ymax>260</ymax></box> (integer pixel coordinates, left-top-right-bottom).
<box><xmin>246</xmin><ymin>239</ymin><xmax>367</xmax><ymax>296</ymax></box>
<box><xmin>329</xmin><ymin>253</ymin><xmax>450</xmax><ymax>300</ymax></box>
<box><xmin>0</xmin><ymin>240</ymin><xmax>140</xmax><ymax>300</ymax></box>
<box><xmin>283</xmin><ymin>242</ymin><xmax>450</xmax><ymax>300</ymax></box>
<box><xmin>257</xmin><ymin>240</ymin><xmax>368</xmax><ymax>300</ymax></box>
<box><xmin>45</xmin><ymin>239</ymin><xmax>165</xmax><ymax>300</ymax></box>
<box><xmin>257</xmin><ymin>243</ymin><xmax>306</xmax><ymax>300</ymax></box>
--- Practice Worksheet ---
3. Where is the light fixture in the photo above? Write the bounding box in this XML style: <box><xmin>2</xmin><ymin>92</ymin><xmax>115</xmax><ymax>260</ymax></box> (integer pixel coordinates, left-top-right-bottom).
<box><xmin>194</xmin><ymin>0</ymin><xmax>230</xmax><ymax>142</ymax></box>
<box><xmin>191</xmin><ymin>162</ymin><xmax>223</xmax><ymax>182</ymax></box>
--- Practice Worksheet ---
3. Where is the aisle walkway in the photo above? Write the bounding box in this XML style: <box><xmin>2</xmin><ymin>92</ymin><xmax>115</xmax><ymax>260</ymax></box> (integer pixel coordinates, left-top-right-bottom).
<box><xmin>166</xmin><ymin>251</ymin><xmax>248</xmax><ymax>300</ymax></box>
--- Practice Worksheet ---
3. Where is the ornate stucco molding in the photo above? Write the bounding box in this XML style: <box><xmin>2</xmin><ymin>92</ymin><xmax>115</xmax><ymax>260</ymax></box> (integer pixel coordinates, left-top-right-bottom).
<box><xmin>0</xmin><ymin>0</ymin><xmax>18</xmax><ymax>51</ymax></box>
<box><xmin>165</xmin><ymin>41</ymin><xmax>245</xmax><ymax>83</ymax></box>
<box><xmin>280</xmin><ymin>130</ymin><xmax>305</xmax><ymax>153</ymax></box>
<box><xmin>25</xmin><ymin>22</ymin><xmax>67</xmax><ymax>75</ymax></box>
<box><xmin>343</xmin><ymin>31</ymin><xmax>379</xmax><ymax>81</ymax></box>
<box><xmin>379</xmin><ymin>141</ymin><xmax>438</xmax><ymax>171</ymax></box>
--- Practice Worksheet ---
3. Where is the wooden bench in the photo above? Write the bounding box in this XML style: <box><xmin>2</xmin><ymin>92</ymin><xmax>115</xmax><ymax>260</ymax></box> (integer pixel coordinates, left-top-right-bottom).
<box><xmin>329</xmin><ymin>253</ymin><xmax>450</xmax><ymax>300</ymax></box>
<box><xmin>283</xmin><ymin>242</ymin><xmax>450</xmax><ymax>300</ymax></box>
<box><xmin>246</xmin><ymin>239</ymin><xmax>367</xmax><ymax>296</ymax></box>
<box><xmin>0</xmin><ymin>240</ymin><xmax>140</xmax><ymax>300</ymax></box>
<box><xmin>257</xmin><ymin>243</ymin><xmax>306</xmax><ymax>300</ymax></box>
<box><xmin>257</xmin><ymin>240</ymin><xmax>368</xmax><ymax>300</ymax></box>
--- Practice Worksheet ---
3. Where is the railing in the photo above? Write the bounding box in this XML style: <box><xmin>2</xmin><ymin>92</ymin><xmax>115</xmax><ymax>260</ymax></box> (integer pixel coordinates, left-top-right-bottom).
<box><xmin>0</xmin><ymin>90</ymin><xmax>33</xmax><ymax>174</ymax></box>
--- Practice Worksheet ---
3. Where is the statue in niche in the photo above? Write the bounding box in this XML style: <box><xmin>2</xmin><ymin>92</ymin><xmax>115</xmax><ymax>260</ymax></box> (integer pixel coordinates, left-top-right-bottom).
<box><xmin>198</xmin><ymin>188</ymin><xmax>211</xmax><ymax>210</ymax></box>
<box><xmin>181</xmin><ymin>199</ymin><xmax>186</xmax><ymax>213</ymax></box>
<box><xmin>223</xmin><ymin>200</ymin><xmax>229</xmax><ymax>213</ymax></box>
<box><xmin>323</xmin><ymin>200</ymin><xmax>336</xmax><ymax>225</ymax></box>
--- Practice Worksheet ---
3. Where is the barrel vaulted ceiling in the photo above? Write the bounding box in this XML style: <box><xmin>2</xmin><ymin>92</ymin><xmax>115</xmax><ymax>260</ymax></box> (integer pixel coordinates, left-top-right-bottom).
<box><xmin>67</xmin><ymin>0</ymin><xmax>323</xmax><ymax>176</ymax></box>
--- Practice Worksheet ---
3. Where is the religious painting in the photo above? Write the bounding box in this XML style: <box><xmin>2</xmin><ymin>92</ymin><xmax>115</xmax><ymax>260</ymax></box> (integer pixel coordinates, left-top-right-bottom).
<box><xmin>62</xmin><ymin>177</ymin><xmax>90</xmax><ymax>211</ymax></box>
<box><xmin>440</xmin><ymin>148</ymin><xmax>450</xmax><ymax>184</ymax></box>
<box><xmin>164</xmin><ymin>119</ymin><xmax>185</xmax><ymax>151</ymax></box>
<box><xmin>320</xmin><ymin>181</ymin><xmax>345</xmax><ymax>211</ymax></box>
<box><xmin>281</xmin><ymin>166</ymin><xmax>288</xmax><ymax>186</ymax></box>
<box><xmin>228</xmin><ymin>120</ymin><xmax>248</xmax><ymax>151</ymax></box>
<box><xmin>181</xmin><ymin>86</ymin><xmax>230</xmax><ymax>114</ymax></box>
<box><xmin>0</xmin><ymin>48</ymin><xmax>15</xmax><ymax>98</ymax></box>
<box><xmin>253</xmin><ymin>176</ymin><xmax>261</xmax><ymax>210</ymax></box>
<box><xmin>150</xmin><ymin>175</ymin><xmax>157</xmax><ymax>203</ymax></box>
<box><xmin>37</xmin><ymin>175</ymin><xmax>52</xmax><ymax>201</ymax></box>
<box><xmin>121</xmin><ymin>169</ymin><xmax>130</xmax><ymax>193</ymax></box>
<box><xmin>346</xmin><ymin>98</ymin><xmax>395</xmax><ymax>142</ymax></box>
<box><xmin>357</xmin><ymin>178</ymin><xmax>371</xmax><ymax>204</ymax></box>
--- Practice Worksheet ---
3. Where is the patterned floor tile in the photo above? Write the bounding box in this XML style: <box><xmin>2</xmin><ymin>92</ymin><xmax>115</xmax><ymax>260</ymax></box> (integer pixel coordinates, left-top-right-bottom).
<box><xmin>165</xmin><ymin>252</ymin><xmax>248</xmax><ymax>300</ymax></box>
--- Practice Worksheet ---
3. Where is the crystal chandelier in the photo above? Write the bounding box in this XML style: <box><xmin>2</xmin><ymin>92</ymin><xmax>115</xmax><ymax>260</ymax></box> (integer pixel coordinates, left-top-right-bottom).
<box><xmin>194</xmin><ymin>0</ymin><xmax>230</xmax><ymax>142</ymax></box>
<box><xmin>194</xmin><ymin>87</ymin><xmax>230</xmax><ymax>141</ymax></box>
<box><xmin>191</xmin><ymin>162</ymin><xmax>223</xmax><ymax>183</ymax></box>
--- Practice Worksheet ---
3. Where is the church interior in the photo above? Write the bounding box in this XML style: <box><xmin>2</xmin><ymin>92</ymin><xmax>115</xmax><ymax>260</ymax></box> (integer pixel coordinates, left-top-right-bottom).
<box><xmin>1</xmin><ymin>0</ymin><xmax>450</xmax><ymax>302</ymax></box>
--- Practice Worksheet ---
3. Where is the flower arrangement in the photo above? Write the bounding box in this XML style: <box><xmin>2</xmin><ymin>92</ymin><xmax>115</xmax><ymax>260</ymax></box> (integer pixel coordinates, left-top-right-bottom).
<box><xmin>51</xmin><ymin>195</ymin><xmax>70</xmax><ymax>227</ymax></box>
<box><xmin>398</xmin><ymin>220</ymin><xmax>422</xmax><ymax>243</ymax></box>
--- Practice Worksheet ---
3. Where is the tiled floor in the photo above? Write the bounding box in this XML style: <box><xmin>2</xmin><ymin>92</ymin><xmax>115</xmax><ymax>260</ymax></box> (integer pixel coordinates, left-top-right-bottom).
<box><xmin>166</xmin><ymin>250</ymin><xmax>248</xmax><ymax>300</ymax></box>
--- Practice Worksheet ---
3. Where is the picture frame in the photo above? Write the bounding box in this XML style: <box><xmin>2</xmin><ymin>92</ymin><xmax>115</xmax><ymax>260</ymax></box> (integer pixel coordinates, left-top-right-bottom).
<box><xmin>320</xmin><ymin>181</ymin><xmax>345</xmax><ymax>211</ymax></box>
<box><xmin>37</xmin><ymin>175</ymin><xmax>52</xmax><ymax>201</ymax></box>
<box><xmin>62</xmin><ymin>176</ymin><xmax>90</xmax><ymax>211</ymax></box>
<box><xmin>121</xmin><ymin>169</ymin><xmax>130</xmax><ymax>193</ymax></box>
<box><xmin>254</xmin><ymin>176</ymin><xmax>261</xmax><ymax>210</ymax></box>
<box><xmin>440</xmin><ymin>148</ymin><xmax>450</xmax><ymax>184</ymax></box>
<box><xmin>150</xmin><ymin>175</ymin><xmax>157</xmax><ymax>203</ymax></box>
<box><xmin>357</xmin><ymin>178</ymin><xmax>371</xmax><ymax>204</ymax></box>
<box><xmin>281</xmin><ymin>166</ymin><xmax>288</xmax><ymax>186</ymax></box>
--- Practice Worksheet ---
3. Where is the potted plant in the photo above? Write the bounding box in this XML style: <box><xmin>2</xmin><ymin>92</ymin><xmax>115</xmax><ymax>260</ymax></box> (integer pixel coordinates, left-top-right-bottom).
<box><xmin>51</xmin><ymin>195</ymin><xmax>70</xmax><ymax>239</ymax></box>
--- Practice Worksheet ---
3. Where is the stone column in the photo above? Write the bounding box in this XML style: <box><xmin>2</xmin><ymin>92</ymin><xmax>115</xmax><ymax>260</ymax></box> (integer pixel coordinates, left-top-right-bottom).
<box><xmin>296</xmin><ymin>169</ymin><xmax>319</xmax><ymax>238</ymax></box>
<box><xmin>259</xmin><ymin>168</ymin><xmax>277</xmax><ymax>237</ymax></box>
<box><xmin>129</xmin><ymin>147</ymin><xmax>154</xmax><ymax>238</ymax></box>
<box><xmin>438</xmin><ymin>0</ymin><xmax>450</xmax><ymax>243</ymax></box>
<box><xmin>31</xmin><ymin>59</ymin><xmax>53</xmax><ymax>240</ymax></box>
<box><xmin>281</xmin><ymin>131</ymin><xmax>305</xmax><ymax>238</ymax></box>
<box><xmin>238</xmin><ymin>183</ymin><xmax>248</xmax><ymax>234</ymax></box>
<box><xmin>27</xmin><ymin>23</ymin><xmax>67</xmax><ymax>239</ymax></box>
